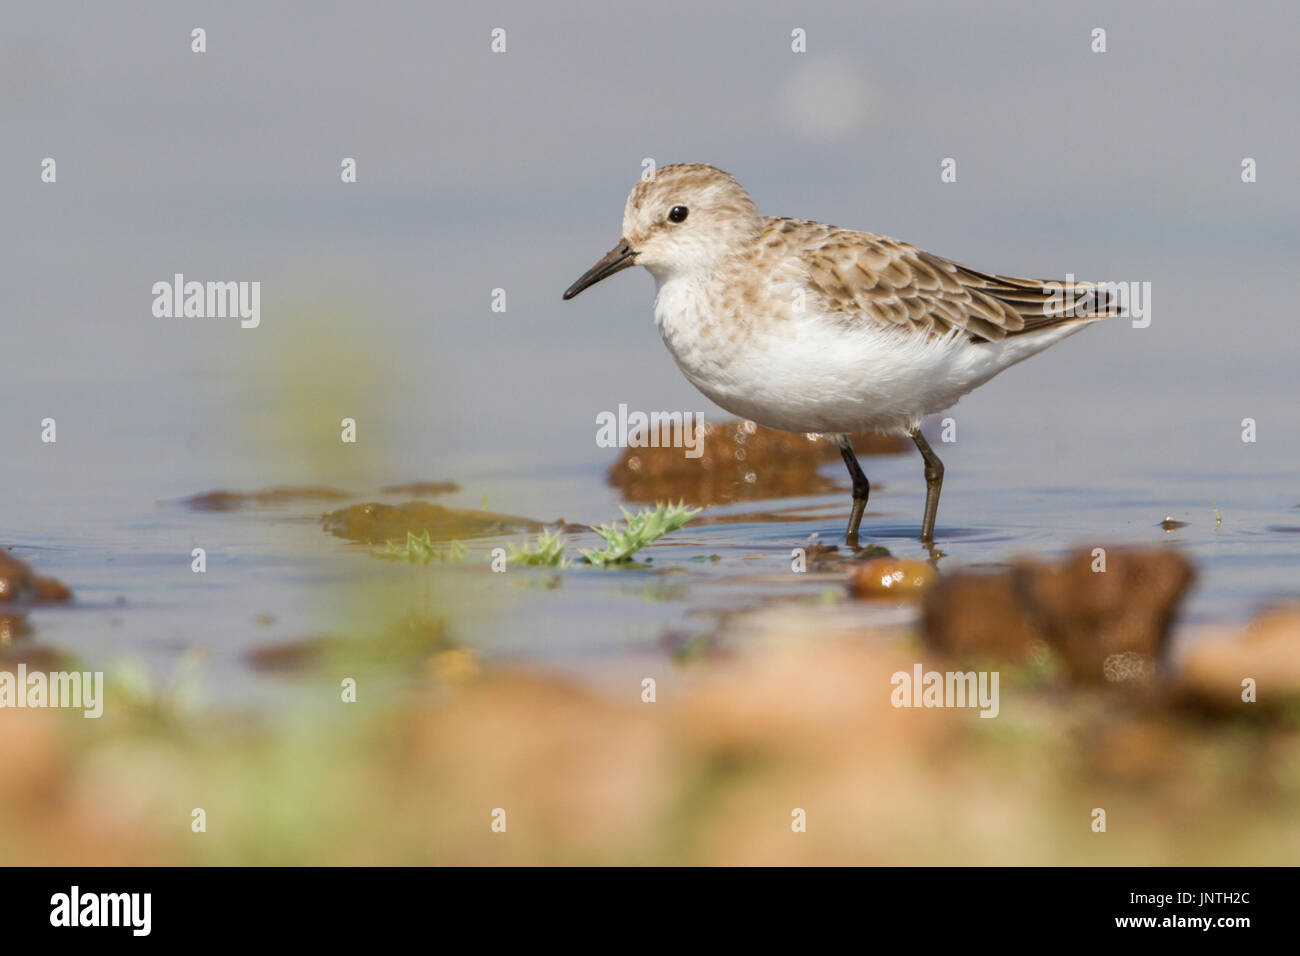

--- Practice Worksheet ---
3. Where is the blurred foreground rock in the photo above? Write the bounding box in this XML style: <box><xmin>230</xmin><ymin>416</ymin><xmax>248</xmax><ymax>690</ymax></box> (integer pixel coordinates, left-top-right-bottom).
<box><xmin>921</xmin><ymin>548</ymin><xmax>1194</xmax><ymax>684</ymax></box>
<box><xmin>0</xmin><ymin>549</ymin><xmax>72</xmax><ymax>604</ymax></box>
<box><xmin>4</xmin><ymin>609</ymin><xmax>1300</xmax><ymax>864</ymax></box>
<box><xmin>608</xmin><ymin>419</ymin><xmax>910</xmax><ymax>505</ymax></box>
<box><xmin>1176</xmin><ymin>606</ymin><xmax>1300</xmax><ymax>712</ymax></box>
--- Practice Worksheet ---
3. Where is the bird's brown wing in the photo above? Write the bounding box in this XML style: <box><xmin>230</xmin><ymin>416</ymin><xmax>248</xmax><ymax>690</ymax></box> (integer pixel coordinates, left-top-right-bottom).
<box><xmin>792</xmin><ymin>224</ymin><xmax>1119</xmax><ymax>343</ymax></box>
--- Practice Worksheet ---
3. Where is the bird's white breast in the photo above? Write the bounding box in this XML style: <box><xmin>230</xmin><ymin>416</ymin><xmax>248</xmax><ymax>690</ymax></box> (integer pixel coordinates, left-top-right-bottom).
<box><xmin>653</xmin><ymin>274</ymin><xmax>1086</xmax><ymax>435</ymax></box>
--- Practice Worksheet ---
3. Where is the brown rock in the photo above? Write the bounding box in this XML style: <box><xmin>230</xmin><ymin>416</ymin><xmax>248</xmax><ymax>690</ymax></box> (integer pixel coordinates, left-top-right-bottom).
<box><xmin>0</xmin><ymin>550</ymin><xmax>73</xmax><ymax>604</ymax></box>
<box><xmin>608</xmin><ymin>418</ymin><xmax>911</xmax><ymax>505</ymax></box>
<box><xmin>921</xmin><ymin>572</ymin><xmax>1041</xmax><ymax>660</ymax></box>
<box><xmin>246</xmin><ymin>638</ymin><xmax>331</xmax><ymax>672</ymax></box>
<box><xmin>0</xmin><ymin>553</ymin><xmax>30</xmax><ymax>602</ymax></box>
<box><xmin>921</xmin><ymin>548</ymin><xmax>1195</xmax><ymax>684</ymax></box>
<box><xmin>1176</xmin><ymin>606</ymin><xmax>1300</xmax><ymax>712</ymax></box>
<box><xmin>31</xmin><ymin>577</ymin><xmax>72</xmax><ymax>602</ymax></box>
<box><xmin>322</xmin><ymin>501</ymin><xmax>545</xmax><ymax>543</ymax></box>
<box><xmin>183</xmin><ymin>486</ymin><xmax>354</xmax><ymax>511</ymax></box>
<box><xmin>379</xmin><ymin>481</ymin><xmax>460</xmax><ymax>497</ymax></box>
<box><xmin>848</xmin><ymin>558</ymin><xmax>937</xmax><ymax>598</ymax></box>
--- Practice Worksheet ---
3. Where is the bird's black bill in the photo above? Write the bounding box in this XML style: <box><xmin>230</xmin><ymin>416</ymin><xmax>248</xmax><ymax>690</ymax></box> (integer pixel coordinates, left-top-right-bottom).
<box><xmin>562</xmin><ymin>238</ymin><xmax>637</xmax><ymax>300</ymax></box>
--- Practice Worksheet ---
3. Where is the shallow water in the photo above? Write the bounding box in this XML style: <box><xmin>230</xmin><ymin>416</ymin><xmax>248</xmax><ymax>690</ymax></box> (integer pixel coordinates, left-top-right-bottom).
<box><xmin>4</xmin><ymin>2</ymin><xmax>1298</xmax><ymax>711</ymax></box>
<box><xmin>3</xmin><ymin>345</ymin><xmax>1296</xmax><ymax>712</ymax></box>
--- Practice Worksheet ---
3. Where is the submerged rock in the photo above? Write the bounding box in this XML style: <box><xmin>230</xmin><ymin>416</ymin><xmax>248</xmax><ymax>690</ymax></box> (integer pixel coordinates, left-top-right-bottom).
<box><xmin>248</xmin><ymin>615</ymin><xmax>456</xmax><ymax>674</ymax></box>
<box><xmin>921</xmin><ymin>548</ymin><xmax>1194</xmax><ymax>684</ymax></box>
<box><xmin>322</xmin><ymin>501</ymin><xmax>543</xmax><ymax>543</ymax></box>
<box><xmin>246</xmin><ymin>637</ymin><xmax>332</xmax><ymax>672</ymax></box>
<box><xmin>184</xmin><ymin>486</ymin><xmax>354</xmax><ymax>511</ymax></box>
<box><xmin>1176</xmin><ymin>606</ymin><xmax>1300</xmax><ymax>712</ymax></box>
<box><xmin>379</xmin><ymin>481</ymin><xmax>460</xmax><ymax>497</ymax></box>
<box><xmin>608</xmin><ymin>419</ymin><xmax>911</xmax><ymax>505</ymax></box>
<box><xmin>0</xmin><ymin>550</ymin><xmax>73</xmax><ymax>605</ymax></box>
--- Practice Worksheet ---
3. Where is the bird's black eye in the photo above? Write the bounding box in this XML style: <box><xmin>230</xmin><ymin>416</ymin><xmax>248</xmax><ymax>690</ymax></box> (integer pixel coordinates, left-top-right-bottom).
<box><xmin>668</xmin><ymin>205</ymin><xmax>689</xmax><ymax>223</ymax></box>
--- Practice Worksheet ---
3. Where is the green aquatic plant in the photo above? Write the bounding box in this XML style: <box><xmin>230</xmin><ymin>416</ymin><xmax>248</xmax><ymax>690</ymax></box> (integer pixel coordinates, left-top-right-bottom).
<box><xmin>507</xmin><ymin>528</ymin><xmax>570</xmax><ymax>568</ymax></box>
<box><xmin>581</xmin><ymin>502</ymin><xmax>702</xmax><ymax>567</ymax></box>
<box><xmin>502</xmin><ymin>503</ymin><xmax>702</xmax><ymax>569</ymax></box>
<box><xmin>373</xmin><ymin>505</ymin><xmax>703</xmax><ymax>569</ymax></box>
<box><xmin>373</xmin><ymin>530</ymin><xmax>467</xmax><ymax>563</ymax></box>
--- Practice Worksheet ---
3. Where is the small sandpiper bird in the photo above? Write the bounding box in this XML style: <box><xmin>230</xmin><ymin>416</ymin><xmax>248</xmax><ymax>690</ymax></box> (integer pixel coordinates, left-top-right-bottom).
<box><xmin>563</xmin><ymin>163</ymin><xmax>1118</xmax><ymax>543</ymax></box>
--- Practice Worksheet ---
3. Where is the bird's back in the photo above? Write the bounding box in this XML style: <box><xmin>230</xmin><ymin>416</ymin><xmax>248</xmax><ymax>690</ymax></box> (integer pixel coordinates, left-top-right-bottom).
<box><xmin>750</xmin><ymin>217</ymin><xmax>1121</xmax><ymax>343</ymax></box>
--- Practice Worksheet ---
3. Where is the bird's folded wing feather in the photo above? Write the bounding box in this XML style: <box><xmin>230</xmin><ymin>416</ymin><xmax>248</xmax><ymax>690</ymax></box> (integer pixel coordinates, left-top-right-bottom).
<box><xmin>792</xmin><ymin>224</ymin><xmax>1119</xmax><ymax>343</ymax></box>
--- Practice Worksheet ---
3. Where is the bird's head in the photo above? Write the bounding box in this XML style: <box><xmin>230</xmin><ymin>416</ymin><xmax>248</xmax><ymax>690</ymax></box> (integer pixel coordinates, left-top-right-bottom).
<box><xmin>563</xmin><ymin>163</ymin><xmax>761</xmax><ymax>299</ymax></box>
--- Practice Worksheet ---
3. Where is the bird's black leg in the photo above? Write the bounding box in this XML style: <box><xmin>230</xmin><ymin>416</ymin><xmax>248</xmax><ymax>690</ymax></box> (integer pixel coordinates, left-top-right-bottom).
<box><xmin>909</xmin><ymin>428</ymin><xmax>944</xmax><ymax>542</ymax></box>
<box><xmin>834</xmin><ymin>434</ymin><xmax>870</xmax><ymax>544</ymax></box>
